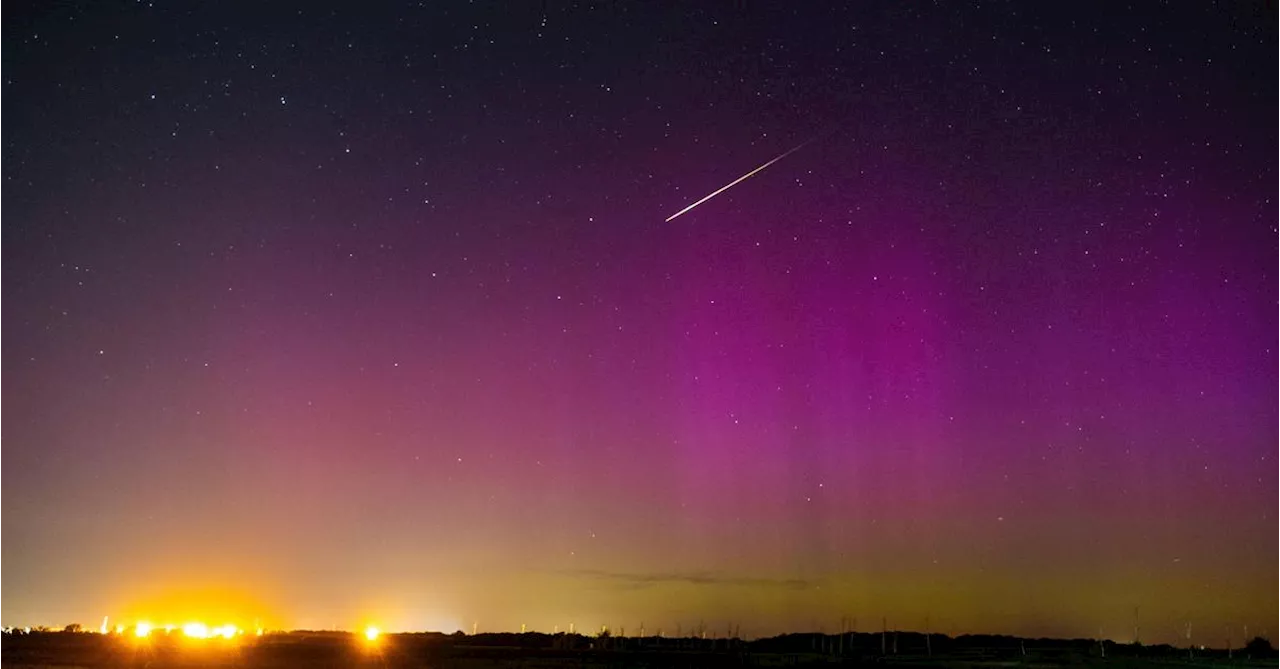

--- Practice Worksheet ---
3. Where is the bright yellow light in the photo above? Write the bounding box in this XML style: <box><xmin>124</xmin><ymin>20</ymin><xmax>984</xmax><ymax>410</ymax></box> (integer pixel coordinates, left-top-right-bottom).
<box><xmin>364</xmin><ymin>626</ymin><xmax>381</xmax><ymax>642</ymax></box>
<box><xmin>174</xmin><ymin>622</ymin><xmax>241</xmax><ymax>641</ymax></box>
<box><xmin>115</xmin><ymin>624</ymin><xmax>125</xmax><ymax>635</ymax></box>
<box><xmin>113</xmin><ymin>585</ymin><xmax>278</xmax><ymax>638</ymax></box>
<box><xmin>135</xmin><ymin>622</ymin><xmax>153</xmax><ymax>638</ymax></box>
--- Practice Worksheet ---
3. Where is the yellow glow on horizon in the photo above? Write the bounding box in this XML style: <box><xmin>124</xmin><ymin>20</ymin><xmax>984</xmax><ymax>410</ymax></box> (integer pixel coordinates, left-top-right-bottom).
<box><xmin>176</xmin><ymin>622</ymin><xmax>238</xmax><ymax>640</ymax></box>
<box><xmin>364</xmin><ymin>626</ymin><xmax>381</xmax><ymax>642</ymax></box>
<box><xmin>135</xmin><ymin>621</ymin><xmax>153</xmax><ymax>638</ymax></box>
<box><xmin>114</xmin><ymin>584</ymin><xmax>279</xmax><ymax>633</ymax></box>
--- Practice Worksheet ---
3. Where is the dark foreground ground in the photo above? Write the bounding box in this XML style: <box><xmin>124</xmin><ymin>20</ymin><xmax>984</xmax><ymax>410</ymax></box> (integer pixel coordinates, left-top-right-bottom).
<box><xmin>3</xmin><ymin>631</ymin><xmax>1275</xmax><ymax>669</ymax></box>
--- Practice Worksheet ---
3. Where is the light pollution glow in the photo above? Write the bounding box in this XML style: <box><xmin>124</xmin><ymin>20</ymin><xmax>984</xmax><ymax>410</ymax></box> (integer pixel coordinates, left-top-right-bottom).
<box><xmin>100</xmin><ymin>617</ymin><xmax>378</xmax><ymax>642</ymax></box>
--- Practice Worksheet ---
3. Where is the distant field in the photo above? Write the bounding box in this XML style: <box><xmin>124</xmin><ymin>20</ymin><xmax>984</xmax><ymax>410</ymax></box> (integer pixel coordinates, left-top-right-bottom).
<box><xmin>2</xmin><ymin>632</ymin><xmax>1275</xmax><ymax>668</ymax></box>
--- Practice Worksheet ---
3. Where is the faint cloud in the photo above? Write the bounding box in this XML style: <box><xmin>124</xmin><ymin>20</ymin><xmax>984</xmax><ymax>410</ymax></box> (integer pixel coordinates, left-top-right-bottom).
<box><xmin>564</xmin><ymin>569</ymin><xmax>814</xmax><ymax>590</ymax></box>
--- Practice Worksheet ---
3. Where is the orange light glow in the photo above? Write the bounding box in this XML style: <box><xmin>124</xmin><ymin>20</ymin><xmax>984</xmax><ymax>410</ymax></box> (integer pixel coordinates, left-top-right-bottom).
<box><xmin>364</xmin><ymin>626</ymin><xmax>380</xmax><ymax>642</ymax></box>
<box><xmin>176</xmin><ymin>622</ymin><xmax>241</xmax><ymax>640</ymax></box>
<box><xmin>114</xmin><ymin>584</ymin><xmax>278</xmax><ymax>634</ymax></box>
<box><xmin>135</xmin><ymin>621</ymin><xmax>153</xmax><ymax>638</ymax></box>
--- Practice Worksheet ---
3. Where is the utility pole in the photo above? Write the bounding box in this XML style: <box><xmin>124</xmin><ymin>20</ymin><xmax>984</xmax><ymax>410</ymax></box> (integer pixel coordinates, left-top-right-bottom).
<box><xmin>881</xmin><ymin>617</ymin><xmax>887</xmax><ymax>655</ymax></box>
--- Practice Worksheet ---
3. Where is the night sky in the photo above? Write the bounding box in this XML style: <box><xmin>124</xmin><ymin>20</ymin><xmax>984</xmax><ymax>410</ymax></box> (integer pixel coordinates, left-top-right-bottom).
<box><xmin>3</xmin><ymin>2</ymin><xmax>1276</xmax><ymax>644</ymax></box>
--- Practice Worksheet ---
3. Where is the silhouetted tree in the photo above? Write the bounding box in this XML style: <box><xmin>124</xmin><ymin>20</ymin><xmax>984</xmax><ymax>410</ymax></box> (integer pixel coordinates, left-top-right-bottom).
<box><xmin>1245</xmin><ymin>636</ymin><xmax>1275</xmax><ymax>656</ymax></box>
<box><xmin>63</xmin><ymin>624</ymin><xmax>82</xmax><ymax>633</ymax></box>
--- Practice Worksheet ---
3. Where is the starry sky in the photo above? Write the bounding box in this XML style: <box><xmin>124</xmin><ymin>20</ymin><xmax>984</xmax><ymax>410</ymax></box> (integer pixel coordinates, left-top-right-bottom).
<box><xmin>3</xmin><ymin>2</ymin><xmax>1275</xmax><ymax>644</ymax></box>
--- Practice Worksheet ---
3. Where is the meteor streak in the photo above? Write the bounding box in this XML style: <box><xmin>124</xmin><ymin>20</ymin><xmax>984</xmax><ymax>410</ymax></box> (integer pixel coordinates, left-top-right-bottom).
<box><xmin>665</xmin><ymin>139</ymin><xmax>812</xmax><ymax>222</ymax></box>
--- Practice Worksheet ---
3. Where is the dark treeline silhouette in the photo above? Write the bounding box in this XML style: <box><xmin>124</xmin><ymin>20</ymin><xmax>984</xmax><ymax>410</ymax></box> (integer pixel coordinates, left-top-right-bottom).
<box><xmin>1245</xmin><ymin>636</ymin><xmax>1276</xmax><ymax>656</ymax></box>
<box><xmin>8</xmin><ymin>626</ymin><xmax>1277</xmax><ymax>668</ymax></box>
<box><xmin>447</xmin><ymin>630</ymin><xmax>1277</xmax><ymax>660</ymax></box>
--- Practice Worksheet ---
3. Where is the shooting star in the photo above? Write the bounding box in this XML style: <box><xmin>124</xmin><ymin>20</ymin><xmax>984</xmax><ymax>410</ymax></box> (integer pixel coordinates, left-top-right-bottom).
<box><xmin>665</xmin><ymin>139</ymin><xmax>813</xmax><ymax>222</ymax></box>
